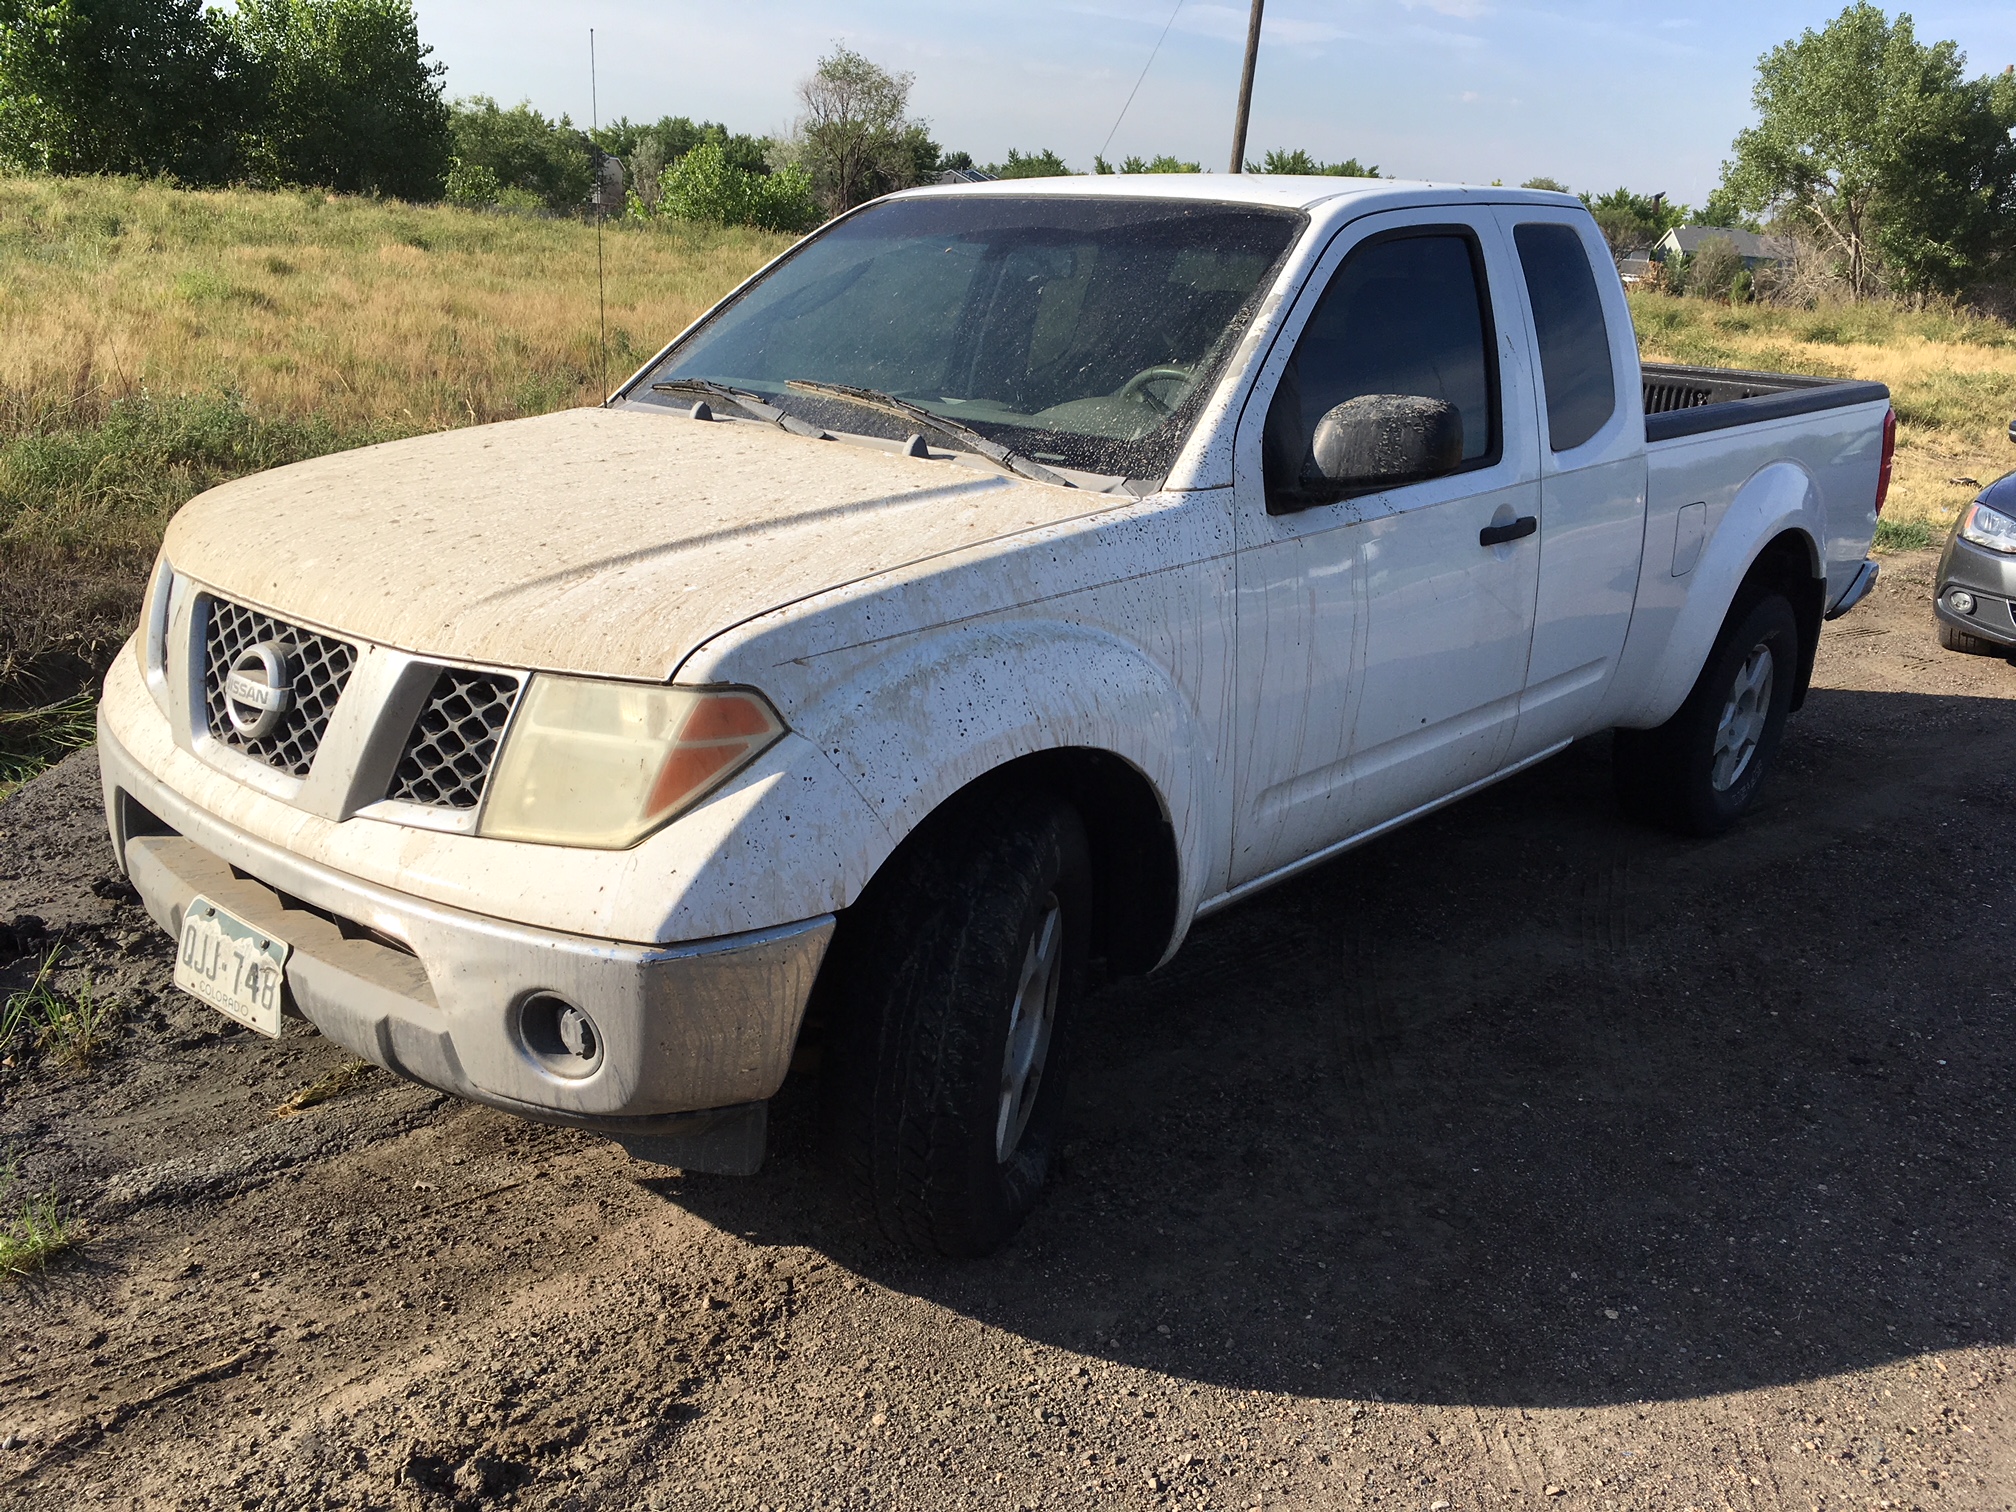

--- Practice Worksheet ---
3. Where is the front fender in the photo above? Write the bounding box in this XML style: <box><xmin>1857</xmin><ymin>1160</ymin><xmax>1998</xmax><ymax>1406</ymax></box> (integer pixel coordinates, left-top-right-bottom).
<box><xmin>790</xmin><ymin>621</ymin><xmax>1219</xmax><ymax>956</ymax></box>
<box><xmin>1605</xmin><ymin>459</ymin><xmax>1821</xmax><ymax>730</ymax></box>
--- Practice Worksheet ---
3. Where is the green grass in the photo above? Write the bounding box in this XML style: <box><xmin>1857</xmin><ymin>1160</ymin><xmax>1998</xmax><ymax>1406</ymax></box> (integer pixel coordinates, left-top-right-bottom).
<box><xmin>0</xmin><ymin>1157</ymin><xmax>79</xmax><ymax>1280</ymax></box>
<box><xmin>1873</xmin><ymin>516</ymin><xmax>1941</xmax><ymax>552</ymax></box>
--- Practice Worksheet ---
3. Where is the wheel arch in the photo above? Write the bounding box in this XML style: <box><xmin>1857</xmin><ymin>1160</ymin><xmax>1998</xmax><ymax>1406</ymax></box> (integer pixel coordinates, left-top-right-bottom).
<box><xmin>1740</xmin><ymin>527</ymin><xmax>1827</xmax><ymax>711</ymax></box>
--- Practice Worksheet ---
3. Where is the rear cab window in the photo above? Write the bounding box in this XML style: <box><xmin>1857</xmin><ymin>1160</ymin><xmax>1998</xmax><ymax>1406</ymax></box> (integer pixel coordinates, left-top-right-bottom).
<box><xmin>1511</xmin><ymin>222</ymin><xmax>1617</xmax><ymax>452</ymax></box>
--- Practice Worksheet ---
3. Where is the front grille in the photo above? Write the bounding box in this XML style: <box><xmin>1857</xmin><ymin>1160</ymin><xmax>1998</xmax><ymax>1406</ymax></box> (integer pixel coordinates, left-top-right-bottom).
<box><xmin>202</xmin><ymin>598</ymin><xmax>357</xmax><ymax>777</ymax></box>
<box><xmin>386</xmin><ymin>669</ymin><xmax>522</xmax><ymax>809</ymax></box>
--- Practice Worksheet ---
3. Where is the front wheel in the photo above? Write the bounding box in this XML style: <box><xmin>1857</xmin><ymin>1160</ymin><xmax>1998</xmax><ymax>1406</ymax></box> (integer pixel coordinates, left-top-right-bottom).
<box><xmin>820</xmin><ymin>786</ymin><xmax>1091</xmax><ymax>1257</ymax></box>
<box><xmin>1614</xmin><ymin>592</ymin><xmax>1799</xmax><ymax>836</ymax></box>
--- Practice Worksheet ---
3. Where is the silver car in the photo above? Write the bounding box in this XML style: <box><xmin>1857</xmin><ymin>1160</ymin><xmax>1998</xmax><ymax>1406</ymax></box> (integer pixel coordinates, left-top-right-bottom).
<box><xmin>1935</xmin><ymin>418</ymin><xmax>2016</xmax><ymax>656</ymax></box>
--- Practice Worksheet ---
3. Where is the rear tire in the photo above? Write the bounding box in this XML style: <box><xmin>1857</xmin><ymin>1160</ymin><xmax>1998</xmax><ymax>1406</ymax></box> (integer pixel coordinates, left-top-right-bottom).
<box><xmin>820</xmin><ymin>785</ymin><xmax>1091</xmax><ymax>1257</ymax></box>
<box><xmin>1614</xmin><ymin>592</ymin><xmax>1799</xmax><ymax>837</ymax></box>
<box><xmin>1938</xmin><ymin>619</ymin><xmax>2006</xmax><ymax>657</ymax></box>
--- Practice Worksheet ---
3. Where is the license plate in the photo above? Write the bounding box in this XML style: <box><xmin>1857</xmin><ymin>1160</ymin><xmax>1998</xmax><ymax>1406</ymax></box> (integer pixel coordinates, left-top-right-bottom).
<box><xmin>174</xmin><ymin>896</ymin><xmax>290</xmax><ymax>1037</ymax></box>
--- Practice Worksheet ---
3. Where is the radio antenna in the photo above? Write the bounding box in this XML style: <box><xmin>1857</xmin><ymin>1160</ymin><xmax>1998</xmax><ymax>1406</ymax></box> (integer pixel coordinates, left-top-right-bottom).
<box><xmin>591</xmin><ymin>27</ymin><xmax>608</xmax><ymax>405</ymax></box>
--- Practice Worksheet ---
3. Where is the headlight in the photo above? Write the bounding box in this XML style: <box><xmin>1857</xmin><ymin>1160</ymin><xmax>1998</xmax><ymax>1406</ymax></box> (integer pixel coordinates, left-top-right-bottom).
<box><xmin>1960</xmin><ymin>500</ymin><xmax>2016</xmax><ymax>554</ymax></box>
<box><xmin>136</xmin><ymin>554</ymin><xmax>174</xmax><ymax>711</ymax></box>
<box><xmin>479</xmin><ymin>677</ymin><xmax>786</xmax><ymax>849</ymax></box>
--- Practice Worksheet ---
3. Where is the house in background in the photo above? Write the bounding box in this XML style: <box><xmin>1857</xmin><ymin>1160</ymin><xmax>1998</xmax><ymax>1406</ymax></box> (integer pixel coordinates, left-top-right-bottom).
<box><xmin>1653</xmin><ymin>226</ymin><xmax>1793</xmax><ymax>269</ymax></box>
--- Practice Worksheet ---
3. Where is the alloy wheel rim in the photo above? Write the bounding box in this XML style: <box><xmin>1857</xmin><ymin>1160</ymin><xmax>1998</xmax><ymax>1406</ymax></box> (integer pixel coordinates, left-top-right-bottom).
<box><xmin>996</xmin><ymin>895</ymin><xmax>1063</xmax><ymax>1163</ymax></box>
<box><xmin>1710</xmin><ymin>643</ymin><xmax>1774</xmax><ymax>792</ymax></box>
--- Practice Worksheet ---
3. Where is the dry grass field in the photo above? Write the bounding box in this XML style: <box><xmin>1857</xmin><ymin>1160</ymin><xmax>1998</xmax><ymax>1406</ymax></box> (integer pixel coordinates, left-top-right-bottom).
<box><xmin>1627</xmin><ymin>288</ymin><xmax>2016</xmax><ymax>544</ymax></box>
<box><xmin>2</xmin><ymin>174</ymin><xmax>2014</xmax><ymax>788</ymax></box>
<box><xmin>0</xmin><ymin>175</ymin><xmax>790</xmax><ymax>720</ymax></box>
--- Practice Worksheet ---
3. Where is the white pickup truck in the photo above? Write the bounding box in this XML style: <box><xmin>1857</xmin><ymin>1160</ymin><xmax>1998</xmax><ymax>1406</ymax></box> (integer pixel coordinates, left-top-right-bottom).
<box><xmin>99</xmin><ymin>177</ymin><xmax>1893</xmax><ymax>1254</ymax></box>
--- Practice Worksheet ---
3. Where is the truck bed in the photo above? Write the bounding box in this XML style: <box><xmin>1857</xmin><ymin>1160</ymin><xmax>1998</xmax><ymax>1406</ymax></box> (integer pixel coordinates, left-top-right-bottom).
<box><xmin>1642</xmin><ymin>362</ymin><xmax>1889</xmax><ymax>443</ymax></box>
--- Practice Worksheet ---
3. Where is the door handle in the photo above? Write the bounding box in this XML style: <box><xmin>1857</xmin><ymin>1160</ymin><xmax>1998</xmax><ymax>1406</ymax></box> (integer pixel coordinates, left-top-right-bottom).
<box><xmin>1480</xmin><ymin>515</ymin><xmax>1538</xmax><ymax>547</ymax></box>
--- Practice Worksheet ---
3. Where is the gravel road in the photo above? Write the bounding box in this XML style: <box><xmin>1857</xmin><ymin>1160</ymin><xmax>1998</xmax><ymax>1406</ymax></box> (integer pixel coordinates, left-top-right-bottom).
<box><xmin>2</xmin><ymin>546</ymin><xmax>2012</xmax><ymax>1511</ymax></box>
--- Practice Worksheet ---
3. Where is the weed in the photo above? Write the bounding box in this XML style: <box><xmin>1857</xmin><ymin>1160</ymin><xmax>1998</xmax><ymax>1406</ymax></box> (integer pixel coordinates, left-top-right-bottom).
<box><xmin>275</xmin><ymin>1058</ymin><xmax>376</xmax><ymax>1116</ymax></box>
<box><xmin>0</xmin><ymin>945</ymin><xmax>62</xmax><ymax>1056</ymax></box>
<box><xmin>0</xmin><ymin>943</ymin><xmax>119</xmax><ymax>1068</ymax></box>
<box><xmin>38</xmin><ymin>971</ymin><xmax>117</xmax><ymax>1068</ymax></box>
<box><xmin>0</xmin><ymin>1158</ymin><xmax>79</xmax><ymax>1279</ymax></box>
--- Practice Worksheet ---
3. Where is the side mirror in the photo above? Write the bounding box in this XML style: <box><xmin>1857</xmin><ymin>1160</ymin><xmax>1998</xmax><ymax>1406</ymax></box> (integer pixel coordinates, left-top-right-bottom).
<box><xmin>1310</xmin><ymin>395</ymin><xmax>1464</xmax><ymax>492</ymax></box>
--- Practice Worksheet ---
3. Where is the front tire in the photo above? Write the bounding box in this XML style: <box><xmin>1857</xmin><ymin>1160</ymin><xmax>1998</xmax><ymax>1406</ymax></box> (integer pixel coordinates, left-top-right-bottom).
<box><xmin>1614</xmin><ymin>592</ymin><xmax>1799</xmax><ymax>836</ymax></box>
<box><xmin>820</xmin><ymin>785</ymin><xmax>1091</xmax><ymax>1257</ymax></box>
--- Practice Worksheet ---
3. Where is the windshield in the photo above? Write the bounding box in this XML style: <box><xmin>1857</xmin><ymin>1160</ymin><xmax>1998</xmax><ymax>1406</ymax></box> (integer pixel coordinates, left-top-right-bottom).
<box><xmin>633</xmin><ymin>196</ymin><xmax>1307</xmax><ymax>479</ymax></box>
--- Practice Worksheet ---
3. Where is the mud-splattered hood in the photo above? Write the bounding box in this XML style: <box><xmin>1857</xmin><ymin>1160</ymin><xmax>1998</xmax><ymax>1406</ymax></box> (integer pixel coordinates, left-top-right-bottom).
<box><xmin>162</xmin><ymin>406</ymin><xmax>1111</xmax><ymax>681</ymax></box>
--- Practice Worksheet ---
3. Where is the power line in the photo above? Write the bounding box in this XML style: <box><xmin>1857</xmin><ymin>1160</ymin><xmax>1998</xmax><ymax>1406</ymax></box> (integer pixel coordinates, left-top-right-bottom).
<box><xmin>1099</xmin><ymin>0</ymin><xmax>1186</xmax><ymax>166</ymax></box>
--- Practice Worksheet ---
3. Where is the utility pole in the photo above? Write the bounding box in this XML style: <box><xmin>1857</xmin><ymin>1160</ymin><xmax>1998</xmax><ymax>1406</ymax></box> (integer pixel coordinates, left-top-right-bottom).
<box><xmin>1228</xmin><ymin>0</ymin><xmax>1264</xmax><ymax>172</ymax></box>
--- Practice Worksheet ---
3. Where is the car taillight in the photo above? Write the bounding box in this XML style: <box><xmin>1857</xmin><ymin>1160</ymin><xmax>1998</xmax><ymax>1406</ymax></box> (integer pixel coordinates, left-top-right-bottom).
<box><xmin>1874</xmin><ymin>408</ymin><xmax>1897</xmax><ymax>515</ymax></box>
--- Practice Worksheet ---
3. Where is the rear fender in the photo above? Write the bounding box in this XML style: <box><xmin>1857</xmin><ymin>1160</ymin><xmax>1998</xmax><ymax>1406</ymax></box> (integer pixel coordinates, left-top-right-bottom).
<box><xmin>1606</xmin><ymin>460</ymin><xmax>1822</xmax><ymax>729</ymax></box>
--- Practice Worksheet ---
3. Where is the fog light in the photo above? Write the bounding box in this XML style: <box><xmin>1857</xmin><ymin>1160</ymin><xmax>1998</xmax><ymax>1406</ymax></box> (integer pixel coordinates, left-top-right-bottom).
<box><xmin>519</xmin><ymin>993</ymin><xmax>603</xmax><ymax>1077</ymax></box>
<box><xmin>1949</xmin><ymin>589</ymin><xmax>1977</xmax><ymax>615</ymax></box>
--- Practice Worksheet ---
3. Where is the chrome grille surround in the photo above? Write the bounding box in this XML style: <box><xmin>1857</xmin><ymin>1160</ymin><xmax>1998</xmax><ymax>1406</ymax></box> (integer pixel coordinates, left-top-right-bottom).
<box><xmin>386</xmin><ymin>669</ymin><xmax>522</xmax><ymax>810</ymax></box>
<box><xmin>201</xmin><ymin>597</ymin><xmax>357</xmax><ymax>778</ymax></box>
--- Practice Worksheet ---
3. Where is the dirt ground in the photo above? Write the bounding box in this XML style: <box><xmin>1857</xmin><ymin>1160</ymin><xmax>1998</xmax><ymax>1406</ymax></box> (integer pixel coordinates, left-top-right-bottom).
<box><xmin>2</xmin><ymin>546</ymin><xmax>2013</xmax><ymax>1511</ymax></box>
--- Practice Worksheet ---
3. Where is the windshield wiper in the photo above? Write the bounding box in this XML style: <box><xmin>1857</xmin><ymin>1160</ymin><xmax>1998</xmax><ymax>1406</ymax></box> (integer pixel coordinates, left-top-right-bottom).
<box><xmin>784</xmin><ymin>379</ymin><xmax>1073</xmax><ymax>488</ymax></box>
<box><xmin>649</xmin><ymin>378</ymin><xmax>828</xmax><ymax>439</ymax></box>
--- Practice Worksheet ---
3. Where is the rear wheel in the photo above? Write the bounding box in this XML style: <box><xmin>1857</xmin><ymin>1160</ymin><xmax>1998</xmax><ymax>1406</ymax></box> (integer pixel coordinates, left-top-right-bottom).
<box><xmin>820</xmin><ymin>785</ymin><xmax>1091</xmax><ymax>1257</ymax></box>
<box><xmin>1614</xmin><ymin>592</ymin><xmax>1799</xmax><ymax>836</ymax></box>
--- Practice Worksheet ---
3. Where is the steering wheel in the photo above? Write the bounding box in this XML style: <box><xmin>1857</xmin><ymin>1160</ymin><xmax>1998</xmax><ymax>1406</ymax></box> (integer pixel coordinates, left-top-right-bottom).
<box><xmin>1113</xmin><ymin>365</ymin><xmax>1194</xmax><ymax>416</ymax></box>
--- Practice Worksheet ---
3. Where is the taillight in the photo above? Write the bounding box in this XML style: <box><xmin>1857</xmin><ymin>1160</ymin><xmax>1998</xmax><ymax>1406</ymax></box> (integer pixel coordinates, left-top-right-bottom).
<box><xmin>1874</xmin><ymin>407</ymin><xmax>1897</xmax><ymax>515</ymax></box>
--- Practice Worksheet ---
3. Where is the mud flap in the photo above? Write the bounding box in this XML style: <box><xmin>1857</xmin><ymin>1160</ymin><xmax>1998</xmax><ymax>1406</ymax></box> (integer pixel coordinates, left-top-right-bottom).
<box><xmin>610</xmin><ymin>1100</ymin><xmax>767</xmax><ymax>1176</ymax></box>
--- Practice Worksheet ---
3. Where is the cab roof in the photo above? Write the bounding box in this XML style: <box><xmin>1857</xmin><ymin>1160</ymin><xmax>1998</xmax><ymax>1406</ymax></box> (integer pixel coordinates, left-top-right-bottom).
<box><xmin>890</xmin><ymin>173</ymin><xmax>1585</xmax><ymax>217</ymax></box>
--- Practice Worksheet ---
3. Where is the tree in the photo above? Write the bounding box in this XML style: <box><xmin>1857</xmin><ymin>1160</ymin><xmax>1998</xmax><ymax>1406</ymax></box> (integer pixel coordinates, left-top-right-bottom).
<box><xmin>1521</xmin><ymin>175</ymin><xmax>1569</xmax><ymax>193</ymax></box>
<box><xmin>651</xmin><ymin>136</ymin><xmax>818</xmax><ymax>233</ymax></box>
<box><xmin>1580</xmin><ymin>186</ymin><xmax>1686</xmax><ymax>257</ymax></box>
<box><xmin>232</xmin><ymin>0</ymin><xmax>448</xmax><ymax>199</ymax></box>
<box><xmin>784</xmin><ymin>46</ymin><xmax>923</xmax><ymax>214</ymax></box>
<box><xmin>1251</xmin><ymin>147</ymin><xmax>1380</xmax><ymax>177</ymax></box>
<box><xmin>451</xmin><ymin>96</ymin><xmax>593</xmax><ymax>210</ymax></box>
<box><xmin>1099</xmin><ymin>153</ymin><xmax>1198</xmax><ymax>174</ymax></box>
<box><xmin>0</xmin><ymin>0</ymin><xmax>248</xmax><ymax>182</ymax></box>
<box><xmin>988</xmin><ymin>147</ymin><xmax>1071</xmax><ymax>178</ymax></box>
<box><xmin>1720</xmin><ymin>3</ymin><xmax>2016</xmax><ymax>295</ymax></box>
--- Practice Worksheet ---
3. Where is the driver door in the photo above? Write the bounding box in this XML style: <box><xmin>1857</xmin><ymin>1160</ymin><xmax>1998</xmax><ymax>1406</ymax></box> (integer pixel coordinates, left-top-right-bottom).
<box><xmin>1227</xmin><ymin>209</ymin><xmax>1545</xmax><ymax>889</ymax></box>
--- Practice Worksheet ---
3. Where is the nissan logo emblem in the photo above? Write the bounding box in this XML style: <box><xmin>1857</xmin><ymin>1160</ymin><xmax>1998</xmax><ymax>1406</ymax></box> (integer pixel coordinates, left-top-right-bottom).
<box><xmin>223</xmin><ymin>642</ymin><xmax>293</xmax><ymax>739</ymax></box>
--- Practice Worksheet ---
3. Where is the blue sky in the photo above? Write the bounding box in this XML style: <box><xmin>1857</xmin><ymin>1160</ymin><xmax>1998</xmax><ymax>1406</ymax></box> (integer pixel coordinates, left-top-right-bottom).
<box><xmin>420</xmin><ymin>1</ymin><xmax>2016</xmax><ymax>208</ymax></box>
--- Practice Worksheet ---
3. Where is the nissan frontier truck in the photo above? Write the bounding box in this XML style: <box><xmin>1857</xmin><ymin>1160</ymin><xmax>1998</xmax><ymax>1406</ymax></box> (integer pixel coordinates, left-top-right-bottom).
<box><xmin>98</xmin><ymin>177</ymin><xmax>1893</xmax><ymax>1254</ymax></box>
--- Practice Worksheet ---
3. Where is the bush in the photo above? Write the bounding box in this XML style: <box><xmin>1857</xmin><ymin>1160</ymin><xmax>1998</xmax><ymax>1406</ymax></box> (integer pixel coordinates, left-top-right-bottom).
<box><xmin>654</xmin><ymin>139</ymin><xmax>818</xmax><ymax>233</ymax></box>
<box><xmin>1688</xmin><ymin>236</ymin><xmax>1746</xmax><ymax>301</ymax></box>
<box><xmin>443</xmin><ymin>156</ymin><xmax>499</xmax><ymax>206</ymax></box>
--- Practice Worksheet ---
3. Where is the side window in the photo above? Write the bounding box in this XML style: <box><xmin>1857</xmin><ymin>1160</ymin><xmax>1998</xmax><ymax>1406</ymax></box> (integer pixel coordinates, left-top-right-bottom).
<box><xmin>1513</xmin><ymin>222</ymin><xmax>1616</xmax><ymax>451</ymax></box>
<box><xmin>1263</xmin><ymin>231</ymin><xmax>1499</xmax><ymax>510</ymax></box>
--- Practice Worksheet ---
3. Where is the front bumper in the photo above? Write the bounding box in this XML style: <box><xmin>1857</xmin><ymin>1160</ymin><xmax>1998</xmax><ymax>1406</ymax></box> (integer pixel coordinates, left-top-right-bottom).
<box><xmin>1934</xmin><ymin>532</ymin><xmax>2016</xmax><ymax>648</ymax></box>
<box><xmin>101</xmin><ymin>725</ymin><xmax>834</xmax><ymax>1143</ymax></box>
